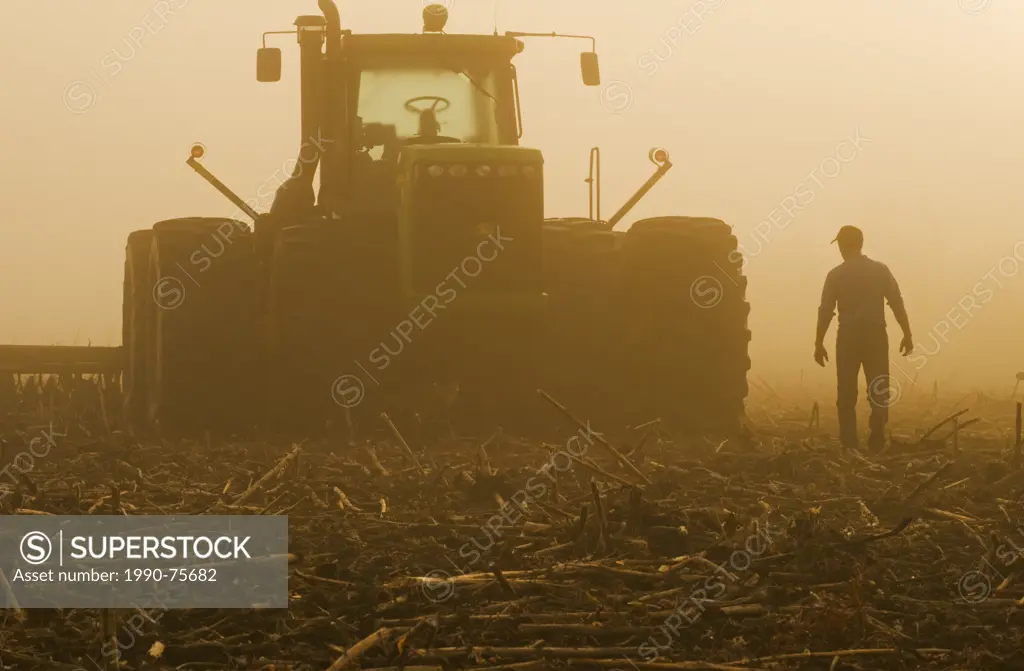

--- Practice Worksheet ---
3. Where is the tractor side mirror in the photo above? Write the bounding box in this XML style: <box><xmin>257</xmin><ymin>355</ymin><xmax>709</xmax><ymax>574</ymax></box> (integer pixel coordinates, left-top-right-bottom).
<box><xmin>257</xmin><ymin>47</ymin><xmax>282</xmax><ymax>82</ymax></box>
<box><xmin>580</xmin><ymin>52</ymin><xmax>600</xmax><ymax>86</ymax></box>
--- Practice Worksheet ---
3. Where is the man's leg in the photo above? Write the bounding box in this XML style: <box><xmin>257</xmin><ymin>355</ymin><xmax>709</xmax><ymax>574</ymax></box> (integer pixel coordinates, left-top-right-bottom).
<box><xmin>835</xmin><ymin>335</ymin><xmax>860</xmax><ymax>450</ymax></box>
<box><xmin>863</xmin><ymin>332</ymin><xmax>890</xmax><ymax>451</ymax></box>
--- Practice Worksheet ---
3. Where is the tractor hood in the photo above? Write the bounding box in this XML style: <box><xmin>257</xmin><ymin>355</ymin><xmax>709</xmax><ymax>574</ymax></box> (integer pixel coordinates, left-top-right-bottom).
<box><xmin>395</xmin><ymin>143</ymin><xmax>545</xmax><ymax>314</ymax></box>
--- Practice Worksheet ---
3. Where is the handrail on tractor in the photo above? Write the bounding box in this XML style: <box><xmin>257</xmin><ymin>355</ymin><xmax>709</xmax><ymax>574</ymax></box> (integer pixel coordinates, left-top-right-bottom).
<box><xmin>586</xmin><ymin>146</ymin><xmax>600</xmax><ymax>222</ymax></box>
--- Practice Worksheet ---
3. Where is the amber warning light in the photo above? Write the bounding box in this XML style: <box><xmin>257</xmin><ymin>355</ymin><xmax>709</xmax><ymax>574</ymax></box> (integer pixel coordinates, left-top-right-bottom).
<box><xmin>190</xmin><ymin>143</ymin><xmax>206</xmax><ymax>160</ymax></box>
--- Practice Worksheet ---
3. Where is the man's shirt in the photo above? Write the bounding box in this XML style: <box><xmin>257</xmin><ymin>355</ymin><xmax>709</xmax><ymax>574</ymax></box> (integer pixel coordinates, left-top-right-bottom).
<box><xmin>818</xmin><ymin>255</ymin><xmax>907</xmax><ymax>336</ymax></box>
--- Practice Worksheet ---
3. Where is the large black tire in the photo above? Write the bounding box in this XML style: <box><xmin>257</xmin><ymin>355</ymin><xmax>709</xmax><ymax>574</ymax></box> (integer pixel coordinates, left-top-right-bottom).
<box><xmin>265</xmin><ymin>220</ymin><xmax>400</xmax><ymax>434</ymax></box>
<box><xmin>146</xmin><ymin>218</ymin><xmax>261</xmax><ymax>436</ymax></box>
<box><xmin>541</xmin><ymin>219</ymin><xmax>627</xmax><ymax>431</ymax></box>
<box><xmin>122</xmin><ymin>229</ymin><xmax>154</xmax><ymax>432</ymax></box>
<box><xmin>619</xmin><ymin>216</ymin><xmax>750</xmax><ymax>433</ymax></box>
<box><xmin>266</xmin><ymin>224</ymin><xmax>340</xmax><ymax>433</ymax></box>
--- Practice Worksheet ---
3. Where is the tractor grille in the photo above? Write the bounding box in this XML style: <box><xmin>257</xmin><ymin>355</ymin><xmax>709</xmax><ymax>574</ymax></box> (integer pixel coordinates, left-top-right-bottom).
<box><xmin>408</xmin><ymin>161</ymin><xmax>543</xmax><ymax>294</ymax></box>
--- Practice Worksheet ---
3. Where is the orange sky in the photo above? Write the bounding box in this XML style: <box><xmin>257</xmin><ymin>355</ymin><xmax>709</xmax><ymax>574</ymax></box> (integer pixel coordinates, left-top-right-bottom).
<box><xmin>1</xmin><ymin>0</ymin><xmax>1022</xmax><ymax>385</ymax></box>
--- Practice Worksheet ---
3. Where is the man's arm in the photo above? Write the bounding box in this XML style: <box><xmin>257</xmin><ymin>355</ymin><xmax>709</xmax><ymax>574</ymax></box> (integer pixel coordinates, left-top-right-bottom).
<box><xmin>816</xmin><ymin>271</ymin><xmax>837</xmax><ymax>346</ymax></box>
<box><xmin>884</xmin><ymin>266</ymin><xmax>911</xmax><ymax>337</ymax></box>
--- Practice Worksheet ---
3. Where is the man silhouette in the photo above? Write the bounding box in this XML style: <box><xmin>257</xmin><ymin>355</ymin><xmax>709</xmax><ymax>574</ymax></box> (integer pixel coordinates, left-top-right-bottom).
<box><xmin>815</xmin><ymin>226</ymin><xmax>913</xmax><ymax>451</ymax></box>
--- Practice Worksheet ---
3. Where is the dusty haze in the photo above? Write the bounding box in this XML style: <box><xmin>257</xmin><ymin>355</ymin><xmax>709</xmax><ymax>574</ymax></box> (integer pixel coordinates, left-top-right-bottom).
<box><xmin>1</xmin><ymin>0</ymin><xmax>1021</xmax><ymax>391</ymax></box>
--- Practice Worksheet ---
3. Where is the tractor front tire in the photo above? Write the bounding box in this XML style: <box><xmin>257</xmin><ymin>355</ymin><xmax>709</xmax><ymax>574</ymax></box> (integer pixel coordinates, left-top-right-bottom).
<box><xmin>266</xmin><ymin>224</ymin><xmax>342</xmax><ymax>433</ymax></box>
<box><xmin>122</xmin><ymin>229</ymin><xmax>154</xmax><ymax>434</ymax></box>
<box><xmin>265</xmin><ymin>220</ymin><xmax>401</xmax><ymax>434</ymax></box>
<box><xmin>145</xmin><ymin>218</ymin><xmax>261</xmax><ymax>436</ymax></box>
<box><xmin>619</xmin><ymin>216</ymin><xmax>751</xmax><ymax>434</ymax></box>
<box><xmin>541</xmin><ymin>220</ymin><xmax>626</xmax><ymax>431</ymax></box>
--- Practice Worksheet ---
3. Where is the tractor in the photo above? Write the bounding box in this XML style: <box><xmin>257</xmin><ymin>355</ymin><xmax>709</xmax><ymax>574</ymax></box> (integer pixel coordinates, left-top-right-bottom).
<box><xmin>6</xmin><ymin>2</ymin><xmax>751</xmax><ymax>438</ymax></box>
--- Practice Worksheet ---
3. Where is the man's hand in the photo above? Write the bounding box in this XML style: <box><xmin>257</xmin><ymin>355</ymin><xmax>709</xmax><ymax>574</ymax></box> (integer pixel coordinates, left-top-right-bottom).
<box><xmin>814</xmin><ymin>342</ymin><xmax>829</xmax><ymax>367</ymax></box>
<box><xmin>899</xmin><ymin>334</ymin><xmax>913</xmax><ymax>356</ymax></box>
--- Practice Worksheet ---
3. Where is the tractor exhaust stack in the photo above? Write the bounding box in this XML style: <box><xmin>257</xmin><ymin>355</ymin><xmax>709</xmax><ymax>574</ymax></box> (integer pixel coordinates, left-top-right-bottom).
<box><xmin>296</xmin><ymin>15</ymin><xmax>327</xmax><ymax>159</ymax></box>
<box><xmin>269</xmin><ymin>13</ymin><xmax>328</xmax><ymax>217</ymax></box>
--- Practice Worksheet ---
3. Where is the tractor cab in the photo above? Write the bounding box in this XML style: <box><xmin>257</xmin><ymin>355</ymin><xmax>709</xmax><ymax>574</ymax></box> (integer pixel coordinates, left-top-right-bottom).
<box><xmin>346</xmin><ymin>34</ymin><xmax>522</xmax><ymax>156</ymax></box>
<box><xmin>338</xmin><ymin>33</ymin><xmax>524</xmax><ymax>216</ymax></box>
<box><xmin>254</xmin><ymin>3</ymin><xmax>599</xmax><ymax>221</ymax></box>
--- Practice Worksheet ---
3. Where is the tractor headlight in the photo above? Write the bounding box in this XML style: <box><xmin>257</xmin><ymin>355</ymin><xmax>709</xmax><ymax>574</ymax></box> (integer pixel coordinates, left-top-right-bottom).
<box><xmin>420</xmin><ymin>163</ymin><xmax>535</xmax><ymax>179</ymax></box>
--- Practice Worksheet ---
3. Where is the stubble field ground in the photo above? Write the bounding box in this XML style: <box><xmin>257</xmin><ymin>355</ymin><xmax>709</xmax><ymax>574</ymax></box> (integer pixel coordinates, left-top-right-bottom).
<box><xmin>2</xmin><ymin>377</ymin><xmax>1024</xmax><ymax>670</ymax></box>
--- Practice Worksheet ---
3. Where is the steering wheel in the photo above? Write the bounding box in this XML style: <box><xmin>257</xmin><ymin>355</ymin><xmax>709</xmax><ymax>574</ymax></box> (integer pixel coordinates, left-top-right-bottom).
<box><xmin>404</xmin><ymin>96</ymin><xmax>451</xmax><ymax>114</ymax></box>
<box><xmin>402</xmin><ymin>95</ymin><xmax>459</xmax><ymax>144</ymax></box>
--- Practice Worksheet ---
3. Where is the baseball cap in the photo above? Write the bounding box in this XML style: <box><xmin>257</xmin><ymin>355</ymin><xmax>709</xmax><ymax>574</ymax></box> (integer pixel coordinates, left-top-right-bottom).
<box><xmin>831</xmin><ymin>225</ymin><xmax>863</xmax><ymax>245</ymax></box>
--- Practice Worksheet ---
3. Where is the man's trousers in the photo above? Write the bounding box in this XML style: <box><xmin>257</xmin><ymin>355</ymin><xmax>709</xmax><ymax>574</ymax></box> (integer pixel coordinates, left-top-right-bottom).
<box><xmin>836</xmin><ymin>330</ymin><xmax>890</xmax><ymax>450</ymax></box>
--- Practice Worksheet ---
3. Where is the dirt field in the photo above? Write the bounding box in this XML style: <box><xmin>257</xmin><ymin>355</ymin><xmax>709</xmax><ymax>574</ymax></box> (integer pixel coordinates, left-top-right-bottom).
<box><xmin>2</xmin><ymin>380</ymin><xmax>1024</xmax><ymax>670</ymax></box>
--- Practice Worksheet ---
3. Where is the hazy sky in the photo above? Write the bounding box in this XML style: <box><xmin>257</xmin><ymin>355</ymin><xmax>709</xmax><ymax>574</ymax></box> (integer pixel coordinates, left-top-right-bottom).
<box><xmin>1</xmin><ymin>0</ymin><xmax>1021</xmax><ymax>386</ymax></box>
